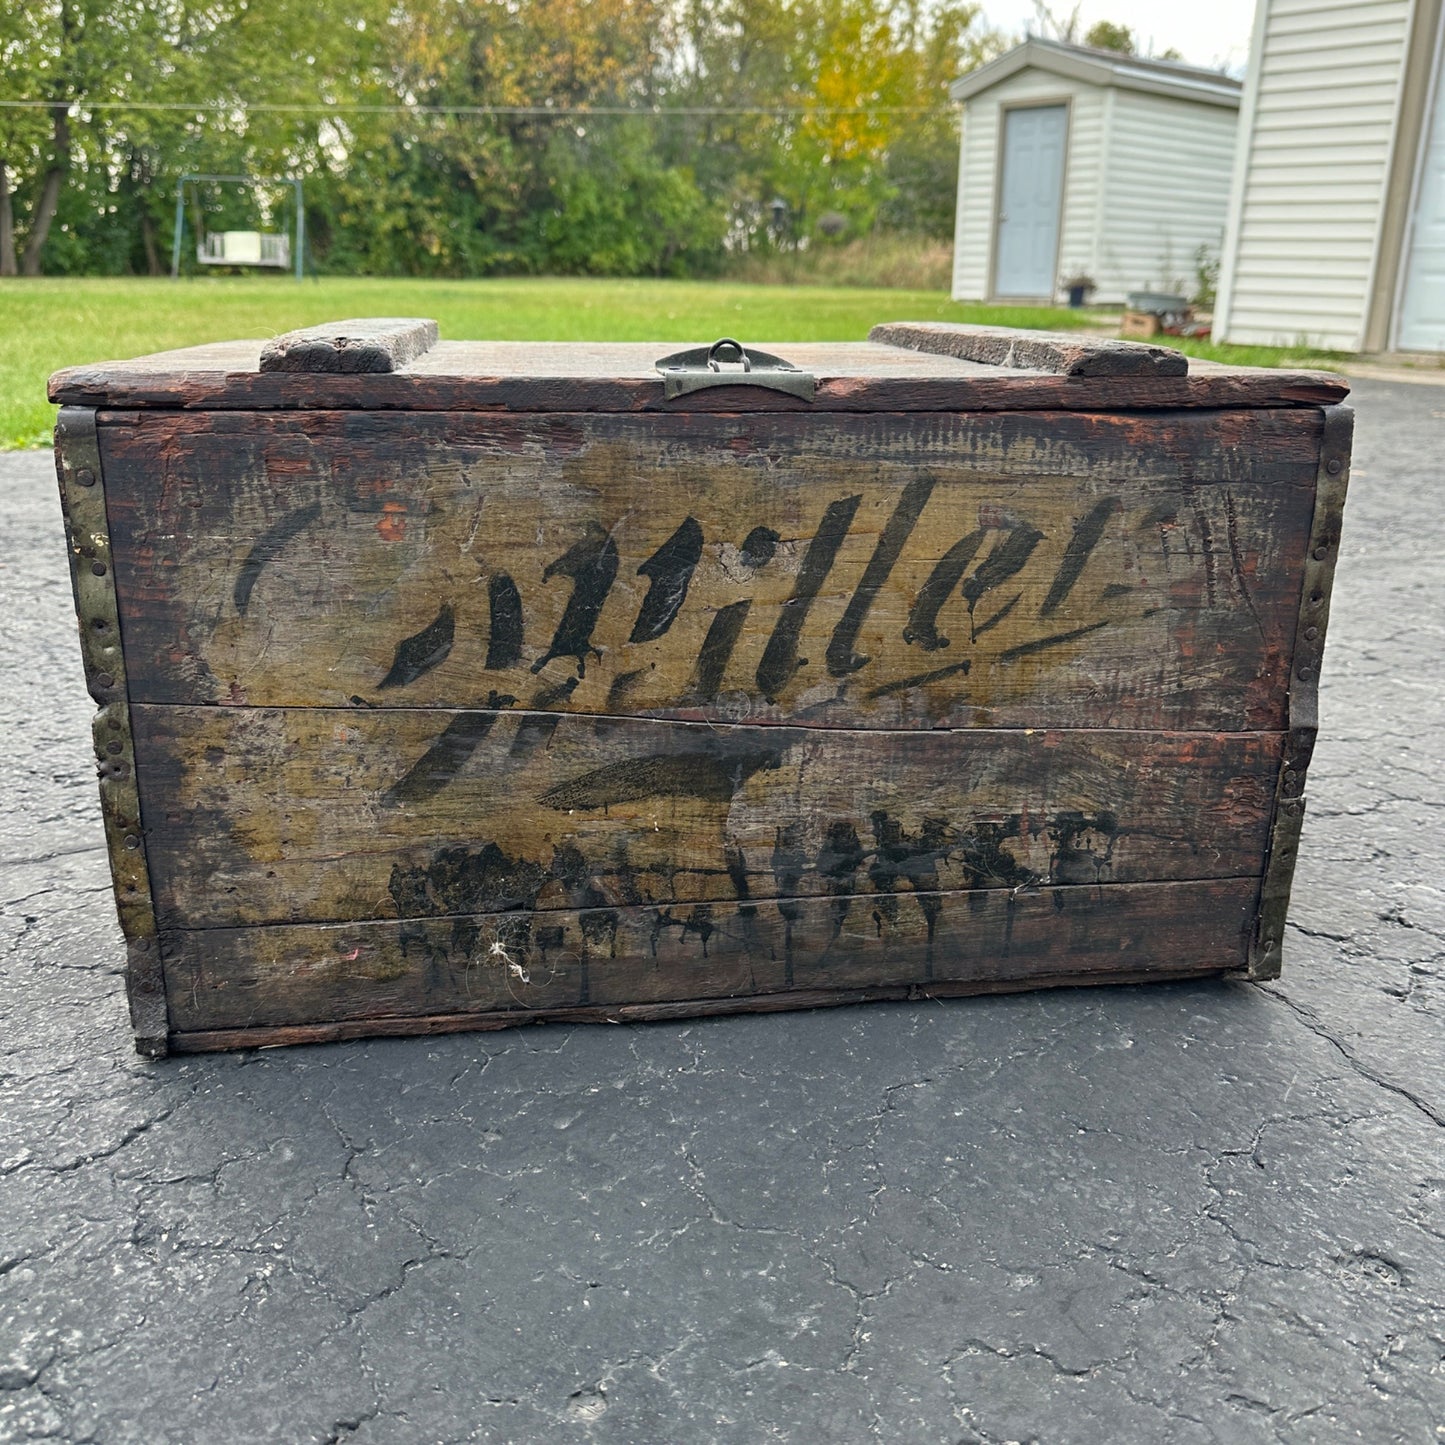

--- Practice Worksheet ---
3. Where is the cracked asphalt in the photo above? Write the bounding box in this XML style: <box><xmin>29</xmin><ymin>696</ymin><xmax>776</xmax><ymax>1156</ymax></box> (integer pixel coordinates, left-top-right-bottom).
<box><xmin>3</xmin><ymin>379</ymin><xmax>1444</xmax><ymax>1445</ymax></box>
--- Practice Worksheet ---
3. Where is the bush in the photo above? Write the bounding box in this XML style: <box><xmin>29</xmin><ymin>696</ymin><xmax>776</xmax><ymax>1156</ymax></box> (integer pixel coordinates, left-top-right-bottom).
<box><xmin>725</xmin><ymin>230</ymin><xmax>953</xmax><ymax>290</ymax></box>
<box><xmin>536</xmin><ymin>124</ymin><xmax>726</xmax><ymax>277</ymax></box>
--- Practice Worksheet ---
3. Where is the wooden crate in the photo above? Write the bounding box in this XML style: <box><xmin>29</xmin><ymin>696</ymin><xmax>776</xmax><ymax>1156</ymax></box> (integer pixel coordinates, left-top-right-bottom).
<box><xmin>1120</xmin><ymin>310</ymin><xmax>1164</xmax><ymax>338</ymax></box>
<box><xmin>50</xmin><ymin>319</ymin><xmax>1352</xmax><ymax>1055</ymax></box>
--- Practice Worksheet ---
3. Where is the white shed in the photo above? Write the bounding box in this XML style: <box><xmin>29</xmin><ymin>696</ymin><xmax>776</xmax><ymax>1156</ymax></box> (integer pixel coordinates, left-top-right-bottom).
<box><xmin>1214</xmin><ymin>0</ymin><xmax>1445</xmax><ymax>352</ymax></box>
<box><xmin>950</xmin><ymin>38</ymin><xmax>1242</xmax><ymax>306</ymax></box>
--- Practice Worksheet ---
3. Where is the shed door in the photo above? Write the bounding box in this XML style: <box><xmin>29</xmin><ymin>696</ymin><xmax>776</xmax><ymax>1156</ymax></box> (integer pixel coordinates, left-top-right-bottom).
<box><xmin>1399</xmin><ymin>65</ymin><xmax>1445</xmax><ymax>351</ymax></box>
<box><xmin>994</xmin><ymin>104</ymin><xmax>1067</xmax><ymax>299</ymax></box>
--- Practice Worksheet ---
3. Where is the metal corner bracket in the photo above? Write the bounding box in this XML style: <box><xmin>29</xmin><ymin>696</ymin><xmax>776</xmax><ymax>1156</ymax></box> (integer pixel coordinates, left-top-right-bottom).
<box><xmin>54</xmin><ymin>407</ymin><xmax>169</xmax><ymax>1057</ymax></box>
<box><xmin>1237</xmin><ymin>403</ymin><xmax>1353</xmax><ymax>981</ymax></box>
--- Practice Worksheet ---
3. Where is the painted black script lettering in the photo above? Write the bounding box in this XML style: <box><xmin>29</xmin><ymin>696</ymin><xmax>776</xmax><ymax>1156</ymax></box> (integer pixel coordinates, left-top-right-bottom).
<box><xmin>532</xmin><ymin>522</ymin><xmax>619</xmax><ymax>676</ymax></box>
<box><xmin>827</xmin><ymin>473</ymin><xmax>936</xmax><ymax>677</ymax></box>
<box><xmin>756</xmin><ymin>495</ymin><xmax>861</xmax><ymax>702</ymax></box>
<box><xmin>485</xmin><ymin>573</ymin><xmax>524</xmax><ymax>669</ymax></box>
<box><xmin>378</xmin><ymin>604</ymin><xmax>454</xmax><ymax>690</ymax></box>
<box><xmin>686</xmin><ymin>600</ymin><xmax>751</xmax><ymax>704</ymax></box>
<box><xmin>1040</xmin><ymin>498</ymin><xmax>1117</xmax><ymax>618</ymax></box>
<box><xmin>904</xmin><ymin>529</ymin><xmax>985</xmax><ymax>651</ymax></box>
<box><xmin>234</xmin><ymin>502</ymin><xmax>321</xmax><ymax>616</ymax></box>
<box><xmin>630</xmin><ymin>516</ymin><xmax>703</xmax><ymax>643</ymax></box>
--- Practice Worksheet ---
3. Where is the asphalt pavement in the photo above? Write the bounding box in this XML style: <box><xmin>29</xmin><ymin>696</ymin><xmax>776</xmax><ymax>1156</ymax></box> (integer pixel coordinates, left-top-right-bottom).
<box><xmin>2</xmin><ymin>378</ymin><xmax>1442</xmax><ymax>1445</ymax></box>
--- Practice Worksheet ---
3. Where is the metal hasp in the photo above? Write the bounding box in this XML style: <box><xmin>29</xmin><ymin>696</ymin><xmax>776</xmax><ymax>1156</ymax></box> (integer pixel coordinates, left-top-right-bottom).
<box><xmin>54</xmin><ymin>409</ymin><xmax>168</xmax><ymax>1057</ymax></box>
<box><xmin>656</xmin><ymin>338</ymin><xmax>816</xmax><ymax>401</ymax></box>
<box><xmin>1241</xmin><ymin>402</ymin><xmax>1353</xmax><ymax>980</ymax></box>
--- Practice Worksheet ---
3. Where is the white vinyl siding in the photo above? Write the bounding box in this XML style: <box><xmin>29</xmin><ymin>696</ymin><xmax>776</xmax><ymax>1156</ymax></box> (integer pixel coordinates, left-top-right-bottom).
<box><xmin>1092</xmin><ymin>90</ymin><xmax>1239</xmax><ymax>303</ymax></box>
<box><xmin>952</xmin><ymin>71</ymin><xmax>1105</xmax><ymax>302</ymax></box>
<box><xmin>1215</xmin><ymin>0</ymin><xmax>1414</xmax><ymax>349</ymax></box>
<box><xmin>952</xmin><ymin>62</ymin><xmax>1237</xmax><ymax>306</ymax></box>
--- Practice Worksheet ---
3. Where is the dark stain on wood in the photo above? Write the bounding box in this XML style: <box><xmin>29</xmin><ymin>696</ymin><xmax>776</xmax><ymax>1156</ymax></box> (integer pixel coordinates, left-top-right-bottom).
<box><xmin>973</xmin><ymin>593</ymin><xmax>1021</xmax><ymax>638</ymax></box>
<box><xmin>865</xmin><ymin>658</ymin><xmax>972</xmax><ymax>700</ymax></box>
<box><xmin>606</xmin><ymin>668</ymin><xmax>648</xmax><ymax>710</ymax></box>
<box><xmin>157</xmin><ymin>875</ymin><xmax>1257</xmax><ymax>1035</ymax></box>
<box><xmin>998</xmin><ymin>620</ymin><xmax>1113</xmax><ymax>662</ymax></box>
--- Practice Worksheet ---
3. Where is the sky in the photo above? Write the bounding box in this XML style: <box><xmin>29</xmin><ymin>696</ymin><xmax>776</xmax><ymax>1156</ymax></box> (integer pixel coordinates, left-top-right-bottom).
<box><xmin>979</xmin><ymin>0</ymin><xmax>1259</xmax><ymax>75</ymax></box>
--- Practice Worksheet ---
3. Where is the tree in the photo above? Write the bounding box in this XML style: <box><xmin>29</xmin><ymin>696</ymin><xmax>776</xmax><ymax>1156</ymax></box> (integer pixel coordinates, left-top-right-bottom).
<box><xmin>2</xmin><ymin>0</ymin><xmax>388</xmax><ymax>275</ymax></box>
<box><xmin>1083</xmin><ymin>20</ymin><xmax>1133</xmax><ymax>53</ymax></box>
<box><xmin>1030</xmin><ymin>2</ymin><xmax>1081</xmax><ymax>43</ymax></box>
<box><xmin>1</xmin><ymin>0</ymin><xmax>1011</xmax><ymax>277</ymax></box>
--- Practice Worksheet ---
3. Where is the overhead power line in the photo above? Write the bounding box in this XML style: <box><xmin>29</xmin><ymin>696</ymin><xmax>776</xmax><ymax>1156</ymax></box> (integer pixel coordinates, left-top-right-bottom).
<box><xmin>0</xmin><ymin>98</ymin><xmax>951</xmax><ymax>116</ymax></box>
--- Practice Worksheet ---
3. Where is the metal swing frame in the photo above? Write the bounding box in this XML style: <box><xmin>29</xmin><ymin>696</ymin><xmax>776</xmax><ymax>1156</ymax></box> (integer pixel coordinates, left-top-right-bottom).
<box><xmin>170</xmin><ymin>174</ymin><xmax>304</xmax><ymax>281</ymax></box>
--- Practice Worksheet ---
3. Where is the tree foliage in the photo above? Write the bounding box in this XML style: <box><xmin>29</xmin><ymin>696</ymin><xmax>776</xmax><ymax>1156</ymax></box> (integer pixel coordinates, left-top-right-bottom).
<box><xmin>0</xmin><ymin>0</ymin><xmax>1017</xmax><ymax>276</ymax></box>
<box><xmin>1082</xmin><ymin>20</ymin><xmax>1133</xmax><ymax>54</ymax></box>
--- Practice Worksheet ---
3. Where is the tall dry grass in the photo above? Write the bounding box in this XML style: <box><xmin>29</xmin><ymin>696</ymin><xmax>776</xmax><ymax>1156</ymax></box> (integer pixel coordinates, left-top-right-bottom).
<box><xmin>726</xmin><ymin>232</ymin><xmax>954</xmax><ymax>291</ymax></box>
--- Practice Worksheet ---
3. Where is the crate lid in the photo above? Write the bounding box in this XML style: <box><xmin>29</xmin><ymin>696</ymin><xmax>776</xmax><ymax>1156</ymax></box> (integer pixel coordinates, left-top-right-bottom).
<box><xmin>49</xmin><ymin>316</ymin><xmax>1348</xmax><ymax>414</ymax></box>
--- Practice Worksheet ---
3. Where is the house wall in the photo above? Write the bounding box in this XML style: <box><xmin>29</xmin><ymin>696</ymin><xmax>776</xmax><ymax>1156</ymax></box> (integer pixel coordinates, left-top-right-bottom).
<box><xmin>952</xmin><ymin>70</ymin><xmax>1106</xmax><ymax>302</ymax></box>
<box><xmin>1091</xmin><ymin>90</ymin><xmax>1239</xmax><ymax>305</ymax></box>
<box><xmin>1214</xmin><ymin>0</ymin><xmax>1416</xmax><ymax>350</ymax></box>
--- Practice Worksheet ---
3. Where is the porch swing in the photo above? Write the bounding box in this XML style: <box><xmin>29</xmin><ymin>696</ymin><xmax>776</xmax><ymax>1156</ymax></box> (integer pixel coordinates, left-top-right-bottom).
<box><xmin>171</xmin><ymin>174</ymin><xmax>304</xmax><ymax>280</ymax></box>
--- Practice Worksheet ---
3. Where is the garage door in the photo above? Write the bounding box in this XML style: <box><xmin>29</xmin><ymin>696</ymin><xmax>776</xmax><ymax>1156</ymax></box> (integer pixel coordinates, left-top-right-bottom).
<box><xmin>1399</xmin><ymin>56</ymin><xmax>1445</xmax><ymax>351</ymax></box>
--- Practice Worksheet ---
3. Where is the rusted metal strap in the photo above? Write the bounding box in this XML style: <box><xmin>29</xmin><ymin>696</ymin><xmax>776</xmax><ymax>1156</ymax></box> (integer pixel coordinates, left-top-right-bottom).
<box><xmin>55</xmin><ymin>408</ymin><xmax>168</xmax><ymax>1056</ymax></box>
<box><xmin>1243</xmin><ymin>403</ymin><xmax>1353</xmax><ymax>980</ymax></box>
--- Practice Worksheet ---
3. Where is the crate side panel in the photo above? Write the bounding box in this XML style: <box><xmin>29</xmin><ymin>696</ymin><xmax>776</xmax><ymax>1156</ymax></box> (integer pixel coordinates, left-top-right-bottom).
<box><xmin>132</xmin><ymin>705</ymin><xmax>1281</xmax><ymax>929</ymax></box>
<box><xmin>101</xmin><ymin>408</ymin><xmax>1320</xmax><ymax>731</ymax></box>
<box><xmin>160</xmin><ymin>876</ymin><xmax>1257</xmax><ymax>1034</ymax></box>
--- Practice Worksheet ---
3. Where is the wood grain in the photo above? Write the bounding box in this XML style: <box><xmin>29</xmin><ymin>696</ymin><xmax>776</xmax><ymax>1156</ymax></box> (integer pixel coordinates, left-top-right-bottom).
<box><xmin>868</xmin><ymin>322</ymin><xmax>1188</xmax><ymax>377</ymax></box>
<box><xmin>259</xmin><ymin>318</ymin><xmax>439</xmax><ymax>374</ymax></box>
<box><xmin>48</xmin><ymin>337</ymin><xmax>1349</xmax><ymax>412</ymax></box>
<box><xmin>166</xmin><ymin>967</ymin><xmax>1232</xmax><ymax>1053</ymax></box>
<box><xmin>101</xmin><ymin>408</ymin><xmax>1319</xmax><ymax>730</ymax></box>
<box><xmin>131</xmin><ymin>705</ymin><xmax>1281</xmax><ymax>928</ymax></box>
<box><xmin>159</xmin><ymin>875</ymin><xmax>1257</xmax><ymax>1033</ymax></box>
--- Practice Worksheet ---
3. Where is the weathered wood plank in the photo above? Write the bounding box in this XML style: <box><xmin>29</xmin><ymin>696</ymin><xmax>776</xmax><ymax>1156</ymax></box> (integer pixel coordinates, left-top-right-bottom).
<box><xmin>131</xmin><ymin>705</ymin><xmax>1280</xmax><ymax>928</ymax></box>
<box><xmin>49</xmin><ymin>338</ymin><xmax>1349</xmax><ymax>411</ymax></box>
<box><xmin>102</xmin><ymin>409</ymin><xmax>1319</xmax><ymax>730</ymax></box>
<box><xmin>259</xmin><ymin>318</ymin><xmax>439</xmax><ymax>374</ymax></box>
<box><xmin>868</xmin><ymin>322</ymin><xmax>1189</xmax><ymax>377</ymax></box>
<box><xmin>160</xmin><ymin>876</ymin><xmax>1257</xmax><ymax>1034</ymax></box>
<box><xmin>167</xmin><ymin>967</ymin><xmax>1232</xmax><ymax>1053</ymax></box>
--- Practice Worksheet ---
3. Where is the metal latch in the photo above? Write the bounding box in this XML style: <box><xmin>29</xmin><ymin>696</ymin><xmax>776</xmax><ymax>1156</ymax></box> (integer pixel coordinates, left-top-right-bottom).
<box><xmin>655</xmin><ymin>338</ymin><xmax>815</xmax><ymax>401</ymax></box>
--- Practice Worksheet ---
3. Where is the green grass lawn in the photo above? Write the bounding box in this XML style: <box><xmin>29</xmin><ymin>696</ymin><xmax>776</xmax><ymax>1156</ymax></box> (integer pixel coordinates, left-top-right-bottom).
<box><xmin>0</xmin><ymin>275</ymin><xmax>1348</xmax><ymax>449</ymax></box>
